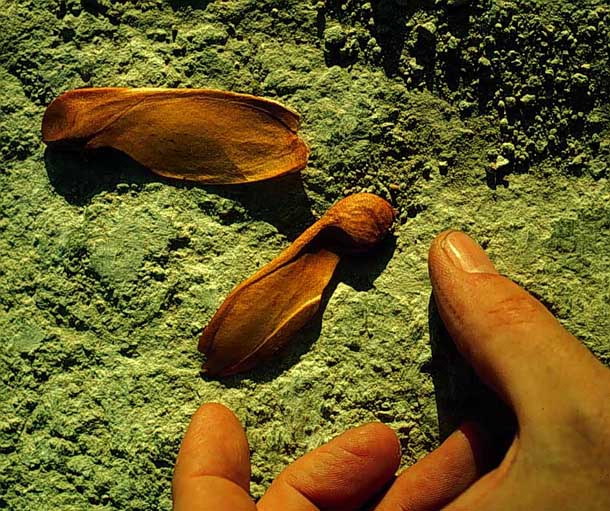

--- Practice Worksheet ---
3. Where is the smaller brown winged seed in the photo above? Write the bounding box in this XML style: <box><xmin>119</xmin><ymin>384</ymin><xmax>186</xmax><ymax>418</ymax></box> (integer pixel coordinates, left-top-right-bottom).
<box><xmin>199</xmin><ymin>193</ymin><xmax>396</xmax><ymax>376</ymax></box>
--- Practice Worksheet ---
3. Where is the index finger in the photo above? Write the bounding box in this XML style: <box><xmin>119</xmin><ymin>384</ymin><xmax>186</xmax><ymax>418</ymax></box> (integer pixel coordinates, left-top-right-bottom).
<box><xmin>428</xmin><ymin>230</ymin><xmax>607</xmax><ymax>422</ymax></box>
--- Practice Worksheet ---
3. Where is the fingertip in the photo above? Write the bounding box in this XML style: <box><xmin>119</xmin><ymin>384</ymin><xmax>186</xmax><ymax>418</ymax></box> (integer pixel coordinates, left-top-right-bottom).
<box><xmin>193</xmin><ymin>401</ymin><xmax>239</xmax><ymax>424</ymax></box>
<box><xmin>372</xmin><ymin>422</ymin><xmax>491</xmax><ymax>511</ymax></box>
<box><xmin>429</xmin><ymin>229</ymin><xmax>455</xmax><ymax>253</ymax></box>
<box><xmin>429</xmin><ymin>230</ymin><xmax>498</xmax><ymax>287</ymax></box>
<box><xmin>312</xmin><ymin>421</ymin><xmax>401</xmax><ymax>488</ymax></box>
<box><xmin>346</xmin><ymin>422</ymin><xmax>401</xmax><ymax>464</ymax></box>
<box><xmin>428</xmin><ymin>229</ymin><xmax>453</xmax><ymax>276</ymax></box>
<box><xmin>428</xmin><ymin>230</ymin><xmax>464</xmax><ymax>297</ymax></box>
<box><xmin>174</xmin><ymin>402</ymin><xmax>250</xmax><ymax>492</ymax></box>
<box><xmin>428</xmin><ymin>421</ymin><xmax>492</xmax><ymax>485</ymax></box>
<box><xmin>456</xmin><ymin>421</ymin><xmax>493</xmax><ymax>474</ymax></box>
<box><xmin>259</xmin><ymin>422</ymin><xmax>400</xmax><ymax>510</ymax></box>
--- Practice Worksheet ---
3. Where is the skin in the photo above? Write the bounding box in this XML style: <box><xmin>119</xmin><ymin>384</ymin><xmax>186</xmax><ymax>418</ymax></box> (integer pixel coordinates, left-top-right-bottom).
<box><xmin>172</xmin><ymin>230</ymin><xmax>610</xmax><ymax>511</ymax></box>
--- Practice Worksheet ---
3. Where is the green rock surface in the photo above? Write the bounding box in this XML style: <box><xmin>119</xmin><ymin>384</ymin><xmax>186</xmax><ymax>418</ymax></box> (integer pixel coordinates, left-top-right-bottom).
<box><xmin>1</xmin><ymin>0</ymin><xmax>609</xmax><ymax>508</ymax></box>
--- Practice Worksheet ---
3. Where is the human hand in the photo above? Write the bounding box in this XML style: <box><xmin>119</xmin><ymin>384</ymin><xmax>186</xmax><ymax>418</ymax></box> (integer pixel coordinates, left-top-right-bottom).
<box><xmin>426</xmin><ymin>230</ymin><xmax>610</xmax><ymax>510</ymax></box>
<box><xmin>172</xmin><ymin>230</ymin><xmax>610</xmax><ymax>510</ymax></box>
<box><xmin>171</xmin><ymin>403</ymin><xmax>487</xmax><ymax>510</ymax></box>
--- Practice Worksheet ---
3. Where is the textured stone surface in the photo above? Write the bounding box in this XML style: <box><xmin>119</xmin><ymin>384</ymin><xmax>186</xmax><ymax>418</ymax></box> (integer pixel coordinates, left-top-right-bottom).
<box><xmin>1</xmin><ymin>0</ymin><xmax>609</xmax><ymax>509</ymax></box>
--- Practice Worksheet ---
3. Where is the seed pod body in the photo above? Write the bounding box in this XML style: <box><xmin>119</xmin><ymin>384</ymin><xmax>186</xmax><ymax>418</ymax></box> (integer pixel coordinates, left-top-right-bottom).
<box><xmin>42</xmin><ymin>88</ymin><xmax>309</xmax><ymax>184</ymax></box>
<box><xmin>199</xmin><ymin>193</ymin><xmax>395</xmax><ymax>377</ymax></box>
<box><xmin>322</xmin><ymin>193</ymin><xmax>397</xmax><ymax>253</ymax></box>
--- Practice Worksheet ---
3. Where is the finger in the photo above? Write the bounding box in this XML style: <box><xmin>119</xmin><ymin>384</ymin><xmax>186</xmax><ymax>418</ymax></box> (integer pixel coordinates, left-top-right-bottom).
<box><xmin>258</xmin><ymin>422</ymin><xmax>401</xmax><ymax>511</ymax></box>
<box><xmin>172</xmin><ymin>402</ymin><xmax>255</xmax><ymax>511</ymax></box>
<box><xmin>372</xmin><ymin>422</ymin><xmax>490</xmax><ymax>511</ymax></box>
<box><xmin>428</xmin><ymin>230</ymin><xmax>608</xmax><ymax>419</ymax></box>
<box><xmin>441</xmin><ymin>443</ymin><xmax>519</xmax><ymax>511</ymax></box>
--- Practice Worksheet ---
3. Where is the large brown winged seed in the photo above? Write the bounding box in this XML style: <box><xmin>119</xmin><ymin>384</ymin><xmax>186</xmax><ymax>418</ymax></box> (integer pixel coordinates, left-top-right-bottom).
<box><xmin>199</xmin><ymin>193</ymin><xmax>396</xmax><ymax>377</ymax></box>
<box><xmin>41</xmin><ymin>87</ymin><xmax>309</xmax><ymax>184</ymax></box>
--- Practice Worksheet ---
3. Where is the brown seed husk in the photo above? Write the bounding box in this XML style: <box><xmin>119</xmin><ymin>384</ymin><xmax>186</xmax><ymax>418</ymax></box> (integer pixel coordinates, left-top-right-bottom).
<box><xmin>41</xmin><ymin>87</ymin><xmax>309</xmax><ymax>184</ymax></box>
<box><xmin>199</xmin><ymin>193</ymin><xmax>395</xmax><ymax>377</ymax></box>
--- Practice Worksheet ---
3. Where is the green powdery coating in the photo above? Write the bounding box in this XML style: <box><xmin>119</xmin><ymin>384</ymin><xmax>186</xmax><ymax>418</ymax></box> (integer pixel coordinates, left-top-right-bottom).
<box><xmin>1</xmin><ymin>0</ymin><xmax>609</xmax><ymax>509</ymax></box>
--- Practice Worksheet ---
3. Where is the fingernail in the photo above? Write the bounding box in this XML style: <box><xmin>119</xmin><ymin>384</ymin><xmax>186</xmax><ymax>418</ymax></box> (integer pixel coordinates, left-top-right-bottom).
<box><xmin>441</xmin><ymin>231</ymin><xmax>498</xmax><ymax>274</ymax></box>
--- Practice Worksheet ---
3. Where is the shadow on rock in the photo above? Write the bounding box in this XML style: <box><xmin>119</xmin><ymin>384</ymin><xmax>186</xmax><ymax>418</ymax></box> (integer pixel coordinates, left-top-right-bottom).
<box><xmin>336</xmin><ymin>232</ymin><xmax>397</xmax><ymax>292</ymax></box>
<box><xmin>206</xmin><ymin>234</ymin><xmax>397</xmax><ymax>386</ymax></box>
<box><xmin>169</xmin><ymin>0</ymin><xmax>213</xmax><ymax>10</ymax></box>
<box><xmin>370</xmin><ymin>0</ymin><xmax>422</xmax><ymax>76</ymax></box>
<box><xmin>426</xmin><ymin>295</ymin><xmax>515</xmax><ymax>462</ymax></box>
<box><xmin>44</xmin><ymin>146</ymin><xmax>314</xmax><ymax>240</ymax></box>
<box><xmin>206</xmin><ymin>173</ymin><xmax>316</xmax><ymax>241</ymax></box>
<box><xmin>45</xmin><ymin>146</ymin><xmax>160</xmax><ymax>205</ymax></box>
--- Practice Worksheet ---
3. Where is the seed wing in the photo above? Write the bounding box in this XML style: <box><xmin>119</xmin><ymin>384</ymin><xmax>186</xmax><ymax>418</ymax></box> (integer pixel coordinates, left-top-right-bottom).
<box><xmin>200</xmin><ymin>249</ymin><xmax>340</xmax><ymax>376</ymax></box>
<box><xmin>42</xmin><ymin>88</ymin><xmax>309</xmax><ymax>184</ymax></box>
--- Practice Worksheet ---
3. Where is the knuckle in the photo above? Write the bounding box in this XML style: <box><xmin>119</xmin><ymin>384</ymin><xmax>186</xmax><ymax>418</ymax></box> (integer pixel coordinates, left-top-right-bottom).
<box><xmin>485</xmin><ymin>288</ymin><xmax>542</xmax><ymax>329</ymax></box>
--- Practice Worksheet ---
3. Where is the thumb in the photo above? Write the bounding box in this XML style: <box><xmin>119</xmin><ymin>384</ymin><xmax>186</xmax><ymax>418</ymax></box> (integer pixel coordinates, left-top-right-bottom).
<box><xmin>428</xmin><ymin>230</ymin><xmax>607</xmax><ymax>422</ymax></box>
